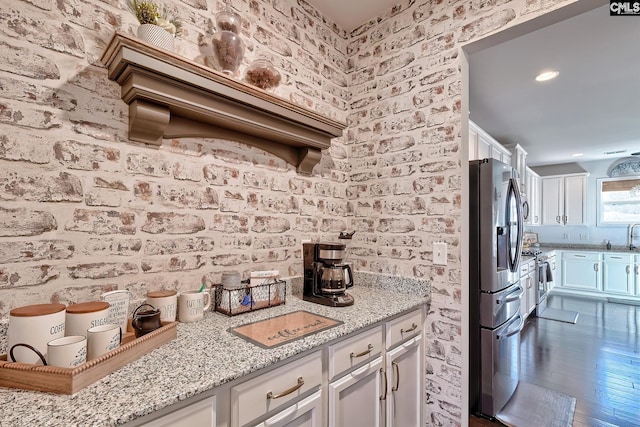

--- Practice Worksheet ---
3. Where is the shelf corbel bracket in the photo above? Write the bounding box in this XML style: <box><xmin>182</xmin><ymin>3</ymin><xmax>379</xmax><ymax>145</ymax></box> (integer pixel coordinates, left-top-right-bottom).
<box><xmin>128</xmin><ymin>99</ymin><xmax>170</xmax><ymax>145</ymax></box>
<box><xmin>297</xmin><ymin>147</ymin><xmax>322</xmax><ymax>175</ymax></box>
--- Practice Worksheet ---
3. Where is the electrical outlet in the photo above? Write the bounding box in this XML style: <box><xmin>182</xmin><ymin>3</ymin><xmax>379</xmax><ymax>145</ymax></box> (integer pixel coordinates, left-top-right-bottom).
<box><xmin>563</xmin><ymin>233</ymin><xmax>570</xmax><ymax>240</ymax></box>
<box><xmin>433</xmin><ymin>242</ymin><xmax>447</xmax><ymax>265</ymax></box>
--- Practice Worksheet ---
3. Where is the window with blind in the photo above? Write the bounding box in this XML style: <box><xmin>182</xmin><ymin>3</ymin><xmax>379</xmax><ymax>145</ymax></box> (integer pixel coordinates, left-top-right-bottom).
<box><xmin>597</xmin><ymin>177</ymin><xmax>640</xmax><ymax>225</ymax></box>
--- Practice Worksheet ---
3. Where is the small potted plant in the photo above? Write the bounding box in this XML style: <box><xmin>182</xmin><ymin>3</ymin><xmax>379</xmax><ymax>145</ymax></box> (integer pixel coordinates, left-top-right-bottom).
<box><xmin>128</xmin><ymin>0</ymin><xmax>182</xmax><ymax>51</ymax></box>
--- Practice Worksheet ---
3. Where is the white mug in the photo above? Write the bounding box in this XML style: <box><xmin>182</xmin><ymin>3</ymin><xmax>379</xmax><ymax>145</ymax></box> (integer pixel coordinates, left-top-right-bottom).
<box><xmin>178</xmin><ymin>290</ymin><xmax>211</xmax><ymax>323</ymax></box>
<box><xmin>7</xmin><ymin>303</ymin><xmax>66</xmax><ymax>365</ymax></box>
<box><xmin>65</xmin><ymin>301</ymin><xmax>110</xmax><ymax>337</ymax></box>
<box><xmin>146</xmin><ymin>290</ymin><xmax>178</xmax><ymax>322</ymax></box>
<box><xmin>87</xmin><ymin>323</ymin><xmax>122</xmax><ymax>361</ymax></box>
<box><xmin>47</xmin><ymin>335</ymin><xmax>87</xmax><ymax>368</ymax></box>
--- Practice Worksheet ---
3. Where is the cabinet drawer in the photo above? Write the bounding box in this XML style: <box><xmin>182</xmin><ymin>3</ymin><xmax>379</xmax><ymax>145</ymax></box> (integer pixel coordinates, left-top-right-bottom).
<box><xmin>328</xmin><ymin>325</ymin><xmax>382</xmax><ymax>380</ymax></box>
<box><xmin>563</xmin><ymin>252</ymin><xmax>600</xmax><ymax>262</ymax></box>
<box><xmin>139</xmin><ymin>396</ymin><xmax>216</xmax><ymax>427</ymax></box>
<box><xmin>603</xmin><ymin>253</ymin><xmax>634</xmax><ymax>263</ymax></box>
<box><xmin>385</xmin><ymin>308</ymin><xmax>422</xmax><ymax>350</ymax></box>
<box><xmin>231</xmin><ymin>351</ymin><xmax>322</xmax><ymax>427</ymax></box>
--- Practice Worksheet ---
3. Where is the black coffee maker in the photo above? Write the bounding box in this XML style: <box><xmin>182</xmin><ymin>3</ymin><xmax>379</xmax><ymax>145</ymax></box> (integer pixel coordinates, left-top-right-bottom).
<box><xmin>303</xmin><ymin>242</ymin><xmax>354</xmax><ymax>307</ymax></box>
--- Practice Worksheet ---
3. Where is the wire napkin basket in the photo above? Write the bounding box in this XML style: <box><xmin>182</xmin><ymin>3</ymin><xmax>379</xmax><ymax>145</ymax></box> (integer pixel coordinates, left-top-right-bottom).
<box><xmin>214</xmin><ymin>279</ymin><xmax>286</xmax><ymax>316</ymax></box>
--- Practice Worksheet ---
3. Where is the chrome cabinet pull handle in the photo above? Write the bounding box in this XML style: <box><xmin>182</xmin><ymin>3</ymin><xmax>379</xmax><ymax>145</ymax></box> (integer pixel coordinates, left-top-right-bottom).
<box><xmin>380</xmin><ymin>368</ymin><xmax>387</xmax><ymax>401</ymax></box>
<box><xmin>401</xmin><ymin>323</ymin><xmax>418</xmax><ymax>334</ymax></box>
<box><xmin>350</xmin><ymin>344</ymin><xmax>373</xmax><ymax>359</ymax></box>
<box><xmin>392</xmin><ymin>361</ymin><xmax>400</xmax><ymax>392</ymax></box>
<box><xmin>556</xmin><ymin>215</ymin><xmax>561</xmax><ymax>224</ymax></box>
<box><xmin>267</xmin><ymin>377</ymin><xmax>304</xmax><ymax>400</ymax></box>
<box><xmin>626</xmin><ymin>265</ymin><xmax>631</xmax><ymax>274</ymax></box>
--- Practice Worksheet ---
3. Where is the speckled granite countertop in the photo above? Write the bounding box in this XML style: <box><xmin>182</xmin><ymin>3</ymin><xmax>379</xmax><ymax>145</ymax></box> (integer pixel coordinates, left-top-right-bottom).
<box><xmin>0</xmin><ymin>274</ymin><xmax>429</xmax><ymax>426</ymax></box>
<box><xmin>538</xmin><ymin>244</ymin><xmax>640</xmax><ymax>254</ymax></box>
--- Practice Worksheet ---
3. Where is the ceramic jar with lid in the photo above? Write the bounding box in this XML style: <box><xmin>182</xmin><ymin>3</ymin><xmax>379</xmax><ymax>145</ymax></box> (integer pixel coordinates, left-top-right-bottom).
<box><xmin>243</xmin><ymin>57</ymin><xmax>281</xmax><ymax>92</ymax></box>
<box><xmin>7</xmin><ymin>303</ymin><xmax>66</xmax><ymax>364</ymax></box>
<box><xmin>65</xmin><ymin>301</ymin><xmax>110</xmax><ymax>337</ymax></box>
<box><xmin>211</xmin><ymin>1</ymin><xmax>244</xmax><ymax>75</ymax></box>
<box><xmin>146</xmin><ymin>290</ymin><xmax>178</xmax><ymax>322</ymax></box>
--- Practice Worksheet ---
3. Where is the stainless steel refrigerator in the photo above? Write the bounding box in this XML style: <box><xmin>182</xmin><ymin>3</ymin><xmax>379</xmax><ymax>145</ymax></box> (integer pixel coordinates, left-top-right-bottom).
<box><xmin>469</xmin><ymin>158</ymin><xmax>525</xmax><ymax>418</ymax></box>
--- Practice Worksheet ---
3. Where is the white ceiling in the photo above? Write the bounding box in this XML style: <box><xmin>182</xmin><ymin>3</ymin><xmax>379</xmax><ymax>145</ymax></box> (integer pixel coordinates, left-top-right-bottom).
<box><xmin>308</xmin><ymin>1</ymin><xmax>640</xmax><ymax>167</ymax></box>
<box><xmin>469</xmin><ymin>4</ymin><xmax>640</xmax><ymax>167</ymax></box>
<box><xmin>305</xmin><ymin>0</ymin><xmax>398</xmax><ymax>31</ymax></box>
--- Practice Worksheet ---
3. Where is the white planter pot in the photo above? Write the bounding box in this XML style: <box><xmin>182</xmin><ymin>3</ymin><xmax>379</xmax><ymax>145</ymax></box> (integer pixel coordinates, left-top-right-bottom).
<box><xmin>137</xmin><ymin>24</ymin><xmax>175</xmax><ymax>52</ymax></box>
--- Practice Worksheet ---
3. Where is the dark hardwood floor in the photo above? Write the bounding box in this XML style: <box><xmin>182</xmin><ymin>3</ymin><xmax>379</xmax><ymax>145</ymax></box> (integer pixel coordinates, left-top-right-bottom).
<box><xmin>469</xmin><ymin>293</ymin><xmax>640</xmax><ymax>427</ymax></box>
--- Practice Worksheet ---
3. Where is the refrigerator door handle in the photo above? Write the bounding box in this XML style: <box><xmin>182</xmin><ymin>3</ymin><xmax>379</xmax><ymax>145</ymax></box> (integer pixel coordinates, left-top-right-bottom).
<box><xmin>497</xmin><ymin>285</ymin><xmax>524</xmax><ymax>305</ymax></box>
<box><xmin>497</xmin><ymin>314</ymin><xmax>524</xmax><ymax>340</ymax></box>
<box><xmin>506</xmin><ymin>178</ymin><xmax>524</xmax><ymax>272</ymax></box>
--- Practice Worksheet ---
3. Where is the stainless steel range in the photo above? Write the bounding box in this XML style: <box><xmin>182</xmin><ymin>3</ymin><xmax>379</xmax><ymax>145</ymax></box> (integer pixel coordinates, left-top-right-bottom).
<box><xmin>535</xmin><ymin>254</ymin><xmax>551</xmax><ymax>316</ymax></box>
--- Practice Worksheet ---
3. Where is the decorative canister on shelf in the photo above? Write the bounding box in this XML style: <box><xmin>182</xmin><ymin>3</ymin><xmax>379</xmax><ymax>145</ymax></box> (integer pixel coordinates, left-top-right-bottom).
<box><xmin>243</xmin><ymin>57</ymin><xmax>281</xmax><ymax>92</ymax></box>
<box><xmin>210</xmin><ymin>0</ymin><xmax>244</xmax><ymax>76</ymax></box>
<box><xmin>137</xmin><ymin>23</ymin><xmax>175</xmax><ymax>51</ymax></box>
<box><xmin>128</xmin><ymin>0</ymin><xmax>182</xmax><ymax>52</ymax></box>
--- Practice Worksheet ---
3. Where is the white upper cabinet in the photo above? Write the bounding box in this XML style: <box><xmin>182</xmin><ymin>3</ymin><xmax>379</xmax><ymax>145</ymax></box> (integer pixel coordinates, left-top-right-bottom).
<box><xmin>506</xmin><ymin>144</ymin><xmax>527</xmax><ymax>193</ymax></box>
<box><xmin>468</xmin><ymin>120</ymin><xmax>512</xmax><ymax>165</ymax></box>
<box><xmin>526</xmin><ymin>167</ymin><xmax>541</xmax><ymax>225</ymax></box>
<box><xmin>541</xmin><ymin>174</ymin><xmax>588</xmax><ymax>226</ymax></box>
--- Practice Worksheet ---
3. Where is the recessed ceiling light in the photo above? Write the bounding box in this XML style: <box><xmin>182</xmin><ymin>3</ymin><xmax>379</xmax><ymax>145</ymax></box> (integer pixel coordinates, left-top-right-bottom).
<box><xmin>571</xmin><ymin>153</ymin><xmax>584</xmax><ymax>157</ymax></box>
<box><xmin>535</xmin><ymin>70</ymin><xmax>559</xmax><ymax>82</ymax></box>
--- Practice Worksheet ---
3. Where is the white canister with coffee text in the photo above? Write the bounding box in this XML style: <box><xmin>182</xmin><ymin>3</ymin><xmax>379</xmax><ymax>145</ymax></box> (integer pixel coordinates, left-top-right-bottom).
<box><xmin>7</xmin><ymin>303</ymin><xmax>66</xmax><ymax>365</ymax></box>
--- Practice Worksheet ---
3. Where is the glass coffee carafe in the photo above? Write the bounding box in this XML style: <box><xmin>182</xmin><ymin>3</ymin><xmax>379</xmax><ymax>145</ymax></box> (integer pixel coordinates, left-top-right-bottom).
<box><xmin>320</xmin><ymin>264</ymin><xmax>353</xmax><ymax>294</ymax></box>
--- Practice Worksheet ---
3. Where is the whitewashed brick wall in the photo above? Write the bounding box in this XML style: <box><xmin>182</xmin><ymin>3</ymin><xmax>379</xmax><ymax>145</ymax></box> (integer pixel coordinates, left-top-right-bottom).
<box><xmin>0</xmin><ymin>0</ymin><xmax>578</xmax><ymax>425</ymax></box>
<box><xmin>0</xmin><ymin>0</ymin><xmax>351</xmax><ymax>314</ymax></box>
<box><xmin>343</xmin><ymin>0</ymin><xmax>578</xmax><ymax>425</ymax></box>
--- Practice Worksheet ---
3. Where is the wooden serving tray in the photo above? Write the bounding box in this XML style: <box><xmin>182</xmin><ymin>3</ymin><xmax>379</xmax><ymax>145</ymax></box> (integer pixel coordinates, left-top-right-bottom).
<box><xmin>0</xmin><ymin>321</ymin><xmax>177</xmax><ymax>394</ymax></box>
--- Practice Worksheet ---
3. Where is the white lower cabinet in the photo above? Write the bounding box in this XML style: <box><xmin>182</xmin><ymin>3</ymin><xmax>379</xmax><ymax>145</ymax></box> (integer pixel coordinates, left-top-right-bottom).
<box><xmin>135</xmin><ymin>307</ymin><xmax>425</xmax><ymax>427</ymax></box>
<box><xmin>636</xmin><ymin>255</ymin><xmax>640</xmax><ymax>295</ymax></box>
<box><xmin>327</xmin><ymin>325</ymin><xmax>384</xmax><ymax>427</ymax></box>
<box><xmin>139</xmin><ymin>396</ymin><xmax>216</xmax><ymax>427</ymax></box>
<box><xmin>328</xmin><ymin>308</ymin><xmax>424</xmax><ymax>427</ymax></box>
<box><xmin>602</xmin><ymin>253</ymin><xmax>634</xmax><ymax>295</ymax></box>
<box><xmin>384</xmin><ymin>336</ymin><xmax>422</xmax><ymax>427</ymax></box>
<box><xmin>231</xmin><ymin>351</ymin><xmax>322</xmax><ymax>427</ymax></box>
<box><xmin>519</xmin><ymin>259</ymin><xmax>536</xmax><ymax>319</ymax></box>
<box><xmin>561</xmin><ymin>252</ymin><xmax>601</xmax><ymax>291</ymax></box>
<box><xmin>328</xmin><ymin>356</ymin><xmax>384</xmax><ymax>427</ymax></box>
<box><xmin>557</xmin><ymin>251</ymin><xmax>640</xmax><ymax>300</ymax></box>
<box><xmin>256</xmin><ymin>390</ymin><xmax>322</xmax><ymax>427</ymax></box>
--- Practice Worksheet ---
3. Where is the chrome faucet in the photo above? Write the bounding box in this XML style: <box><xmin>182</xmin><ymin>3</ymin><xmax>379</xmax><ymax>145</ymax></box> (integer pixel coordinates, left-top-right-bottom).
<box><xmin>629</xmin><ymin>224</ymin><xmax>640</xmax><ymax>250</ymax></box>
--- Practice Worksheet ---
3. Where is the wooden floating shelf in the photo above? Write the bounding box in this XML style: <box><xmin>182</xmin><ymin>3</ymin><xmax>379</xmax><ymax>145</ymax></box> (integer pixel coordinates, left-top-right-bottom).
<box><xmin>100</xmin><ymin>32</ymin><xmax>346</xmax><ymax>175</ymax></box>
